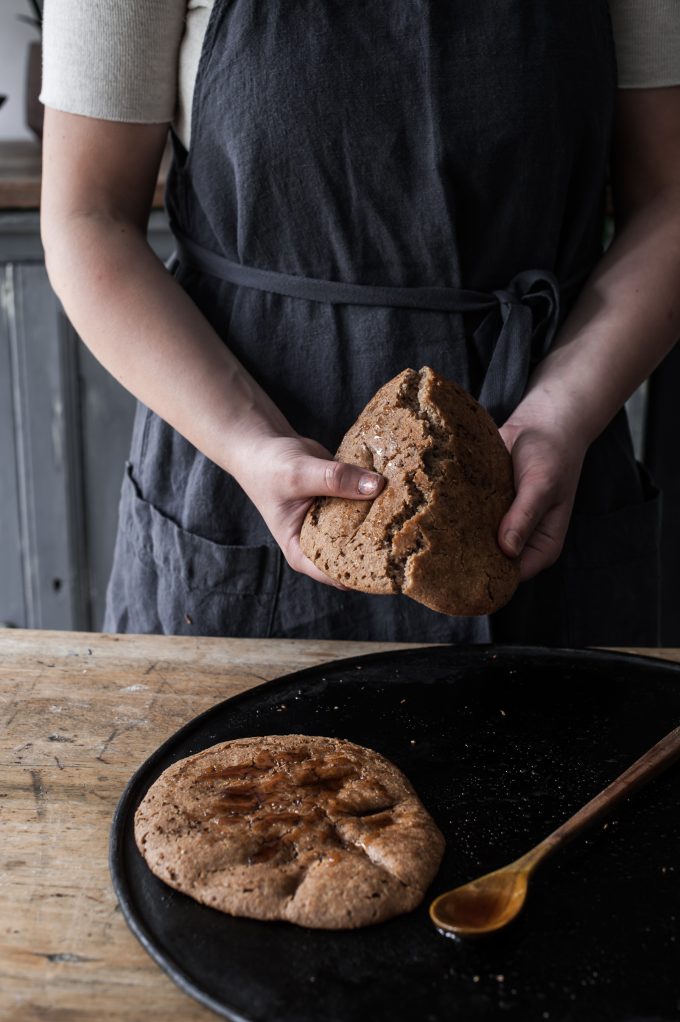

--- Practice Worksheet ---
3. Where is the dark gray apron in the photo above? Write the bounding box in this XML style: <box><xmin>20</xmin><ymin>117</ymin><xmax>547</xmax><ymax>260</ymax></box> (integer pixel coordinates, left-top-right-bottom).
<box><xmin>104</xmin><ymin>0</ymin><xmax>660</xmax><ymax>645</ymax></box>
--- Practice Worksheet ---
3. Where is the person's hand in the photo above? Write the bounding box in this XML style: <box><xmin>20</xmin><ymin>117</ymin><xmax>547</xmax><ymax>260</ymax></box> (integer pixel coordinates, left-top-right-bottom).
<box><xmin>231</xmin><ymin>433</ymin><xmax>385</xmax><ymax>587</ymax></box>
<box><xmin>497</xmin><ymin>405</ymin><xmax>590</xmax><ymax>582</ymax></box>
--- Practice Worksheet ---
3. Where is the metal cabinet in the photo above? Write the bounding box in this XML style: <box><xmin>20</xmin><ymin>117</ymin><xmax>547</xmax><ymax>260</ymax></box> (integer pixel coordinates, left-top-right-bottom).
<box><xmin>646</xmin><ymin>345</ymin><xmax>680</xmax><ymax>645</ymax></box>
<box><xmin>0</xmin><ymin>210</ymin><xmax>172</xmax><ymax>630</ymax></box>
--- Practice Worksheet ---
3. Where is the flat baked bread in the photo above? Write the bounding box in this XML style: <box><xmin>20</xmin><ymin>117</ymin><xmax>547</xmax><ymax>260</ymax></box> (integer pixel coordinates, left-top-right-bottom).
<box><xmin>300</xmin><ymin>366</ymin><xmax>519</xmax><ymax>616</ymax></box>
<box><xmin>135</xmin><ymin>734</ymin><xmax>445</xmax><ymax>929</ymax></box>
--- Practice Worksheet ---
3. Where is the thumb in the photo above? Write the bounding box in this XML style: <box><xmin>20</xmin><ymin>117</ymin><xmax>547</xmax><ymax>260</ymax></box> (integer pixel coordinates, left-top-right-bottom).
<box><xmin>298</xmin><ymin>456</ymin><xmax>385</xmax><ymax>500</ymax></box>
<box><xmin>498</xmin><ymin>477</ymin><xmax>550</xmax><ymax>558</ymax></box>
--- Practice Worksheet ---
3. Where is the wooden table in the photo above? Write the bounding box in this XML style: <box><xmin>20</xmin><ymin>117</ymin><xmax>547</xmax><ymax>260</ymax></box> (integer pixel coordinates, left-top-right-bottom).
<box><xmin>0</xmin><ymin>630</ymin><xmax>416</xmax><ymax>1020</ymax></box>
<box><xmin>1</xmin><ymin>631</ymin><xmax>678</xmax><ymax>1021</ymax></box>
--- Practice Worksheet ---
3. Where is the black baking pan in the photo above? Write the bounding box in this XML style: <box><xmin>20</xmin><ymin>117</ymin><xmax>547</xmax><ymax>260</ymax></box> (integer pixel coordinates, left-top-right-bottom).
<box><xmin>110</xmin><ymin>645</ymin><xmax>680</xmax><ymax>1022</ymax></box>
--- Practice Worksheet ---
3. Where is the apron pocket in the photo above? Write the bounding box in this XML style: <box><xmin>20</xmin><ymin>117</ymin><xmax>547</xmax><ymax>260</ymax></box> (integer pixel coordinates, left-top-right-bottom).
<box><xmin>563</xmin><ymin>465</ymin><xmax>661</xmax><ymax>646</ymax></box>
<box><xmin>108</xmin><ymin>463</ymin><xmax>282</xmax><ymax>636</ymax></box>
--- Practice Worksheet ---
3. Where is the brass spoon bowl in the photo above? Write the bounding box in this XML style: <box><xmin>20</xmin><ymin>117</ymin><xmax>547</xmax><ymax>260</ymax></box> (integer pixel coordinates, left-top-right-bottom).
<box><xmin>430</xmin><ymin>722</ymin><xmax>680</xmax><ymax>937</ymax></box>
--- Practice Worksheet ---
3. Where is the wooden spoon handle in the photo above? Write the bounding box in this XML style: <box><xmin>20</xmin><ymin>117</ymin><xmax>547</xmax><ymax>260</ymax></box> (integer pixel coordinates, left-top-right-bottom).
<box><xmin>525</xmin><ymin>722</ymin><xmax>680</xmax><ymax>868</ymax></box>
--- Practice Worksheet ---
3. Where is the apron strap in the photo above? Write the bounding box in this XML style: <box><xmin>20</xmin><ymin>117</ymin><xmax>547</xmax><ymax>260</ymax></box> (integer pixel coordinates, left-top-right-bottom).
<box><xmin>171</xmin><ymin>225</ymin><xmax>588</xmax><ymax>424</ymax></box>
<box><xmin>172</xmin><ymin>225</ymin><xmax>497</xmax><ymax>313</ymax></box>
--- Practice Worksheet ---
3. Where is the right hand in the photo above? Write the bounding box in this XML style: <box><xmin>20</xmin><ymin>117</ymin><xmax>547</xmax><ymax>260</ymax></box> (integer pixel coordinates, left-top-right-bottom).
<box><xmin>498</xmin><ymin>414</ymin><xmax>588</xmax><ymax>582</ymax></box>
<box><xmin>231</xmin><ymin>434</ymin><xmax>385</xmax><ymax>587</ymax></box>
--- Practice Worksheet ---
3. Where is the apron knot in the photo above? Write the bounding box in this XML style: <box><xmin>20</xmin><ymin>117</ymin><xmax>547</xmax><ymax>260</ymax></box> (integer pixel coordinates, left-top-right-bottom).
<box><xmin>477</xmin><ymin>269</ymin><xmax>562</xmax><ymax>425</ymax></box>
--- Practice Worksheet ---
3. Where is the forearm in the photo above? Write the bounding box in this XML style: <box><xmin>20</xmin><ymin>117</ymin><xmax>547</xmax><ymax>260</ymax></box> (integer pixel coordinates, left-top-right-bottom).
<box><xmin>43</xmin><ymin>213</ymin><xmax>294</xmax><ymax>474</ymax></box>
<box><xmin>515</xmin><ymin>188</ymin><xmax>680</xmax><ymax>441</ymax></box>
<box><xmin>498</xmin><ymin>188</ymin><xmax>680</xmax><ymax>575</ymax></box>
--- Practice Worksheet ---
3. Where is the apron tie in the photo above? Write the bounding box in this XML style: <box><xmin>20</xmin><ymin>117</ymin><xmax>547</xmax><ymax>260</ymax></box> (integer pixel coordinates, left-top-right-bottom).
<box><xmin>475</xmin><ymin>269</ymin><xmax>562</xmax><ymax>423</ymax></box>
<box><xmin>171</xmin><ymin>226</ymin><xmax>585</xmax><ymax>425</ymax></box>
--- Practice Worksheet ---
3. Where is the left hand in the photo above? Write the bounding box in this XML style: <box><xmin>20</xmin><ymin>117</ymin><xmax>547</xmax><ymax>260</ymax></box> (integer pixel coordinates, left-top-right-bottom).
<box><xmin>498</xmin><ymin>405</ymin><xmax>590</xmax><ymax>582</ymax></box>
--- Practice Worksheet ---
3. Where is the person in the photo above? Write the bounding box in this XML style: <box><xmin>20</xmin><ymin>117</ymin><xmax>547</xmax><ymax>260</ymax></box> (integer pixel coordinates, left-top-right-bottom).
<box><xmin>40</xmin><ymin>1</ymin><xmax>680</xmax><ymax>645</ymax></box>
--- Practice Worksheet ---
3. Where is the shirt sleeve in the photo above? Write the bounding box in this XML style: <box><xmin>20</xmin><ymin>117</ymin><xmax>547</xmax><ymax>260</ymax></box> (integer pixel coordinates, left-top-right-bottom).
<box><xmin>610</xmin><ymin>0</ymin><xmax>680</xmax><ymax>88</ymax></box>
<box><xmin>40</xmin><ymin>0</ymin><xmax>187</xmax><ymax>124</ymax></box>
<box><xmin>39</xmin><ymin>0</ymin><xmax>680</xmax><ymax>128</ymax></box>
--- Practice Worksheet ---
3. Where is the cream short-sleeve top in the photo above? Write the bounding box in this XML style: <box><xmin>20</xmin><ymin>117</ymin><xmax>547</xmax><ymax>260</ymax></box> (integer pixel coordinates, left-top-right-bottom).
<box><xmin>41</xmin><ymin>0</ymin><xmax>680</xmax><ymax>152</ymax></box>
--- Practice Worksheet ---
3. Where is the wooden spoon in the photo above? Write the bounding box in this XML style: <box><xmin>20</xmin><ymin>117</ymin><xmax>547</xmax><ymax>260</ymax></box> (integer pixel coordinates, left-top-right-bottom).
<box><xmin>429</xmin><ymin>722</ymin><xmax>680</xmax><ymax>937</ymax></box>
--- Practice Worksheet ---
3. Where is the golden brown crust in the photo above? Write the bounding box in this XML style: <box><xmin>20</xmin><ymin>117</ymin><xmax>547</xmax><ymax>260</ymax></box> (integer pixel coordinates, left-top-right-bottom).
<box><xmin>134</xmin><ymin>734</ymin><xmax>445</xmax><ymax>929</ymax></box>
<box><xmin>299</xmin><ymin>366</ymin><xmax>519</xmax><ymax>615</ymax></box>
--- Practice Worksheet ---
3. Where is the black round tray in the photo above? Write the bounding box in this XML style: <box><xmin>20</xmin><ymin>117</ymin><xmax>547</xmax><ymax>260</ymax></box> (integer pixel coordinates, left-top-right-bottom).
<box><xmin>110</xmin><ymin>645</ymin><xmax>680</xmax><ymax>1022</ymax></box>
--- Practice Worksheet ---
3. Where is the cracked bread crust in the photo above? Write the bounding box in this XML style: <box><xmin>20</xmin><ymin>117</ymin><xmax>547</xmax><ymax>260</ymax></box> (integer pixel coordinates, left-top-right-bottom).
<box><xmin>299</xmin><ymin>366</ymin><xmax>519</xmax><ymax>616</ymax></box>
<box><xmin>134</xmin><ymin>734</ymin><xmax>445</xmax><ymax>929</ymax></box>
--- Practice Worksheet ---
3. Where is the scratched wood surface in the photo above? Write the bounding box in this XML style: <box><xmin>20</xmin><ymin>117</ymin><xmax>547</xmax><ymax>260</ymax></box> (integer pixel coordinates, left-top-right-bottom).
<box><xmin>0</xmin><ymin>629</ymin><xmax>418</xmax><ymax>1021</ymax></box>
<box><xmin>1</xmin><ymin>632</ymin><xmax>678</xmax><ymax>1022</ymax></box>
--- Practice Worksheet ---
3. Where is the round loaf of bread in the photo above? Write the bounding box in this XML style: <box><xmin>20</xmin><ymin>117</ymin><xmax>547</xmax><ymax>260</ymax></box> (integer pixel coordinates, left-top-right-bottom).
<box><xmin>134</xmin><ymin>734</ymin><xmax>445</xmax><ymax>929</ymax></box>
<box><xmin>300</xmin><ymin>366</ymin><xmax>519</xmax><ymax>616</ymax></box>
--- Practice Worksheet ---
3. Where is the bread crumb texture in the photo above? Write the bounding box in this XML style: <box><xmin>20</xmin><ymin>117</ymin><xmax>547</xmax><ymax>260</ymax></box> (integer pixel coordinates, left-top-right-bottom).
<box><xmin>134</xmin><ymin>734</ymin><xmax>445</xmax><ymax>929</ymax></box>
<box><xmin>300</xmin><ymin>366</ymin><xmax>519</xmax><ymax>615</ymax></box>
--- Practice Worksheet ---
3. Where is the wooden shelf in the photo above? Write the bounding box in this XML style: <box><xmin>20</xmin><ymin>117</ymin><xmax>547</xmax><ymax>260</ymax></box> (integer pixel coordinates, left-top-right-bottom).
<box><xmin>0</xmin><ymin>140</ymin><xmax>42</xmax><ymax>209</ymax></box>
<box><xmin>0</xmin><ymin>139</ymin><xmax>168</xmax><ymax>210</ymax></box>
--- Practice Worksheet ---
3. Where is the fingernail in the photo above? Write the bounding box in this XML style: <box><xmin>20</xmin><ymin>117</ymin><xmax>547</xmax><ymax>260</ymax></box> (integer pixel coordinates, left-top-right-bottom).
<box><xmin>358</xmin><ymin>474</ymin><xmax>380</xmax><ymax>495</ymax></box>
<box><xmin>505</xmin><ymin>529</ymin><xmax>523</xmax><ymax>555</ymax></box>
